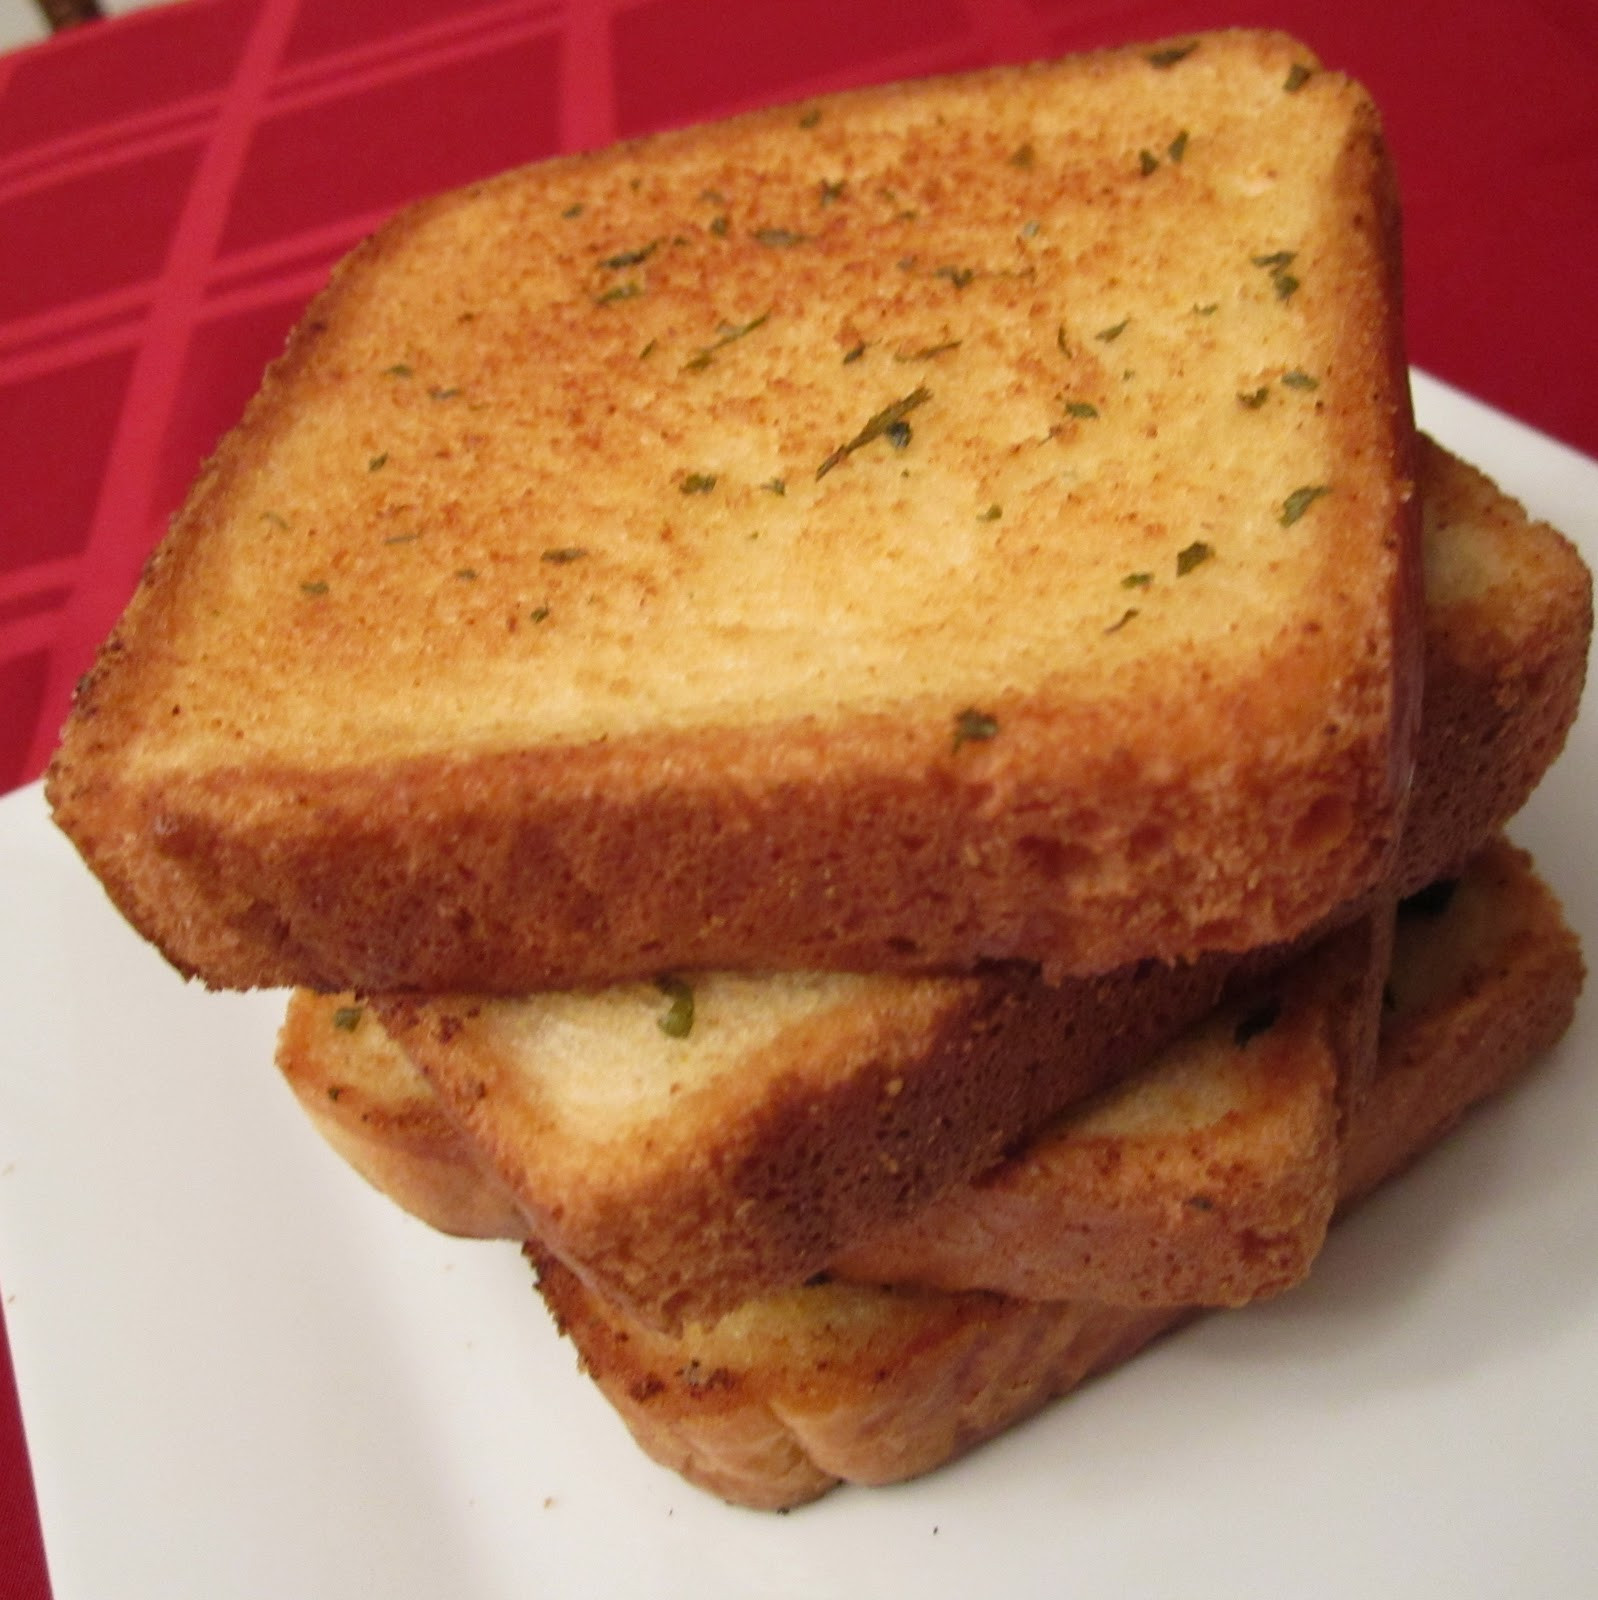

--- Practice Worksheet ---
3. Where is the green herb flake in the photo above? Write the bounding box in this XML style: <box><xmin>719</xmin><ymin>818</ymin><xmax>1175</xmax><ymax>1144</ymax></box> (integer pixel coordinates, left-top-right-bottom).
<box><xmin>1138</xmin><ymin>148</ymin><xmax>1160</xmax><ymax>177</ymax></box>
<box><xmin>1096</xmin><ymin>319</ymin><xmax>1130</xmax><ymax>342</ymax></box>
<box><xmin>1147</xmin><ymin>40</ymin><xmax>1199</xmax><ymax>68</ymax></box>
<box><xmin>1168</xmin><ymin>129</ymin><xmax>1189</xmax><ymax>163</ymax></box>
<box><xmin>367</xmin><ymin>453</ymin><xmax>388</xmax><ymax>471</ymax></box>
<box><xmin>596</xmin><ymin>282</ymin><xmax>642</xmax><ymax>305</ymax></box>
<box><xmin>708</xmin><ymin>214</ymin><xmax>729</xmax><ymax>238</ymax></box>
<box><xmin>1056</xmin><ymin>325</ymin><xmax>1071</xmax><ymax>356</ymax></box>
<box><xmin>1176</xmin><ymin>541</ymin><xmax>1212</xmax><ymax>575</ymax></box>
<box><xmin>1065</xmin><ymin>401</ymin><xmax>1100</xmax><ymax>420</ymax></box>
<box><xmin>1284</xmin><ymin>63</ymin><xmax>1314</xmax><ymax>93</ymax></box>
<box><xmin>1194</xmin><ymin>302</ymin><xmax>1219</xmax><ymax>316</ymax></box>
<box><xmin>683</xmin><ymin>311</ymin><xmax>772</xmax><ymax>372</ymax></box>
<box><xmin>326</xmin><ymin>1086</ymin><xmax>344</xmax><ymax>1101</ymax></box>
<box><xmin>542</xmin><ymin>546</ymin><xmax>588</xmax><ymax>563</ymax></box>
<box><xmin>798</xmin><ymin>107</ymin><xmax>822</xmax><ymax>129</ymax></box>
<box><xmin>530</xmin><ymin>605</ymin><xmax>551</xmax><ymax>623</ymax></box>
<box><xmin>639</xmin><ymin>339</ymin><xmax>658</xmax><ymax>360</ymax></box>
<box><xmin>454</xmin><ymin>567</ymin><xmax>478</xmax><ymax>581</ymax></box>
<box><xmin>1281</xmin><ymin>369</ymin><xmax>1319</xmax><ymax>390</ymax></box>
<box><xmin>884</xmin><ymin>420</ymin><xmax>913</xmax><ymax>450</ymax></box>
<box><xmin>1234</xmin><ymin>998</ymin><xmax>1281</xmax><ymax>1047</ymax></box>
<box><xmin>1238</xmin><ymin>386</ymin><xmax>1271</xmax><ymax>410</ymax></box>
<box><xmin>819</xmin><ymin>178</ymin><xmax>846</xmax><ymax>205</ymax></box>
<box><xmin>895</xmin><ymin>340</ymin><xmax>961</xmax><ymax>363</ymax></box>
<box><xmin>331</xmin><ymin>1005</ymin><xmax>363</xmax><ymax>1032</ymax></box>
<box><xmin>261</xmin><ymin>510</ymin><xmax>289</xmax><ymax>529</ymax></box>
<box><xmin>561</xmin><ymin>203</ymin><xmax>584</xmax><ymax>219</ymax></box>
<box><xmin>816</xmin><ymin>386</ymin><xmax>932</xmax><ymax>479</ymax></box>
<box><xmin>1272</xmin><ymin>272</ymin><xmax>1300</xmax><ymax>301</ymax></box>
<box><xmin>1104</xmin><ymin>608</ymin><xmax>1139</xmax><ymax>634</ymax></box>
<box><xmin>383</xmin><ymin>532</ymin><xmax>419</xmax><ymax>546</ymax></box>
<box><xmin>762</xmin><ymin>478</ymin><xmax>787</xmax><ymax>496</ymax></box>
<box><xmin>1009</xmin><ymin>142</ymin><xmax>1037</xmax><ymax>170</ymax></box>
<box><xmin>1020</xmin><ymin>219</ymin><xmax>1041</xmax><ymax>239</ymax></box>
<box><xmin>979</xmin><ymin>503</ymin><xmax>1002</xmax><ymax>521</ymax></box>
<box><xmin>600</xmin><ymin>241</ymin><xmax>659</xmax><ymax>270</ymax></box>
<box><xmin>299</xmin><ymin>579</ymin><xmax>329</xmax><ymax>596</ymax></box>
<box><xmin>1279</xmin><ymin>484</ymin><xmax>1331</xmax><ymax>526</ymax></box>
<box><xmin>383</xmin><ymin>363</ymin><xmax>413</xmax><ymax>378</ymax></box>
<box><xmin>428</xmin><ymin>386</ymin><xmax>460</xmax><ymax>401</ymax></box>
<box><xmin>1251</xmin><ymin>250</ymin><xmax>1297</xmax><ymax>270</ymax></box>
<box><xmin>935</xmin><ymin>265</ymin><xmax>976</xmax><ymax>290</ymax></box>
<box><xmin>951</xmin><ymin>708</ymin><xmax>999</xmax><ymax>751</ymax></box>
<box><xmin>680</xmin><ymin>472</ymin><xmax>718</xmax><ymax>494</ymax></box>
<box><xmin>754</xmin><ymin>227</ymin><xmax>809</xmax><ymax>248</ymax></box>
<box><xmin>656</xmin><ymin>977</ymin><xmax>695</xmax><ymax>1038</ymax></box>
<box><xmin>1122</xmin><ymin>571</ymin><xmax>1154</xmax><ymax>589</ymax></box>
<box><xmin>842</xmin><ymin>342</ymin><xmax>866</xmax><ymax>364</ymax></box>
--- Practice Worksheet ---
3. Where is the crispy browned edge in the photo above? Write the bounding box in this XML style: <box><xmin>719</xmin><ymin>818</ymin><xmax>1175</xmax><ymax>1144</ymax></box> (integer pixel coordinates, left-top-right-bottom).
<box><xmin>832</xmin><ymin>903</ymin><xmax>1389</xmax><ymax>1308</ymax></box>
<box><xmin>532</xmin><ymin>839</ymin><xmax>1584</xmax><ymax>1509</ymax></box>
<box><xmin>45</xmin><ymin>33</ymin><xmax>1422</xmax><ymax>996</ymax></box>
<box><xmin>276</xmin><ymin>1000</ymin><xmax>526</xmax><ymax>1239</ymax></box>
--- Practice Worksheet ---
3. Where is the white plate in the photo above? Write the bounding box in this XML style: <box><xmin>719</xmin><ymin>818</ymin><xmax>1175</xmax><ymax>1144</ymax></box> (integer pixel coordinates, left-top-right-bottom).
<box><xmin>2</xmin><ymin>372</ymin><xmax>1594</xmax><ymax>1600</ymax></box>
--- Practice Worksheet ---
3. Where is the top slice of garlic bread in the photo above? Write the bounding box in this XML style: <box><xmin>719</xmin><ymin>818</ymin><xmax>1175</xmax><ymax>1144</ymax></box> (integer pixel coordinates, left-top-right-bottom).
<box><xmin>49</xmin><ymin>30</ymin><xmax>1419</xmax><ymax>992</ymax></box>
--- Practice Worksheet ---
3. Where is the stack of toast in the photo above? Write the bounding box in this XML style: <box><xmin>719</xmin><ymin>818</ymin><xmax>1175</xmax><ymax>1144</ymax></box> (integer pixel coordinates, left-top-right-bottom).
<box><xmin>45</xmin><ymin>31</ymin><xmax>1590</xmax><ymax>1510</ymax></box>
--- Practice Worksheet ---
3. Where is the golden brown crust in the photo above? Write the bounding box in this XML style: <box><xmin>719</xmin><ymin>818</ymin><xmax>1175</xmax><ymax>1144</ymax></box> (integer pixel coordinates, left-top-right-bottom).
<box><xmin>531</xmin><ymin>838</ymin><xmax>1583</xmax><ymax>1508</ymax></box>
<box><xmin>48</xmin><ymin>30</ymin><xmax>1419</xmax><ymax>994</ymax></box>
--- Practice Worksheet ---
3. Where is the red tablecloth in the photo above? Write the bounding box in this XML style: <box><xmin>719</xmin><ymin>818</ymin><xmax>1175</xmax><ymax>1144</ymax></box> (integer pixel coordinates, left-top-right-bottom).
<box><xmin>3</xmin><ymin>2</ymin><xmax>1594</xmax><ymax>1592</ymax></box>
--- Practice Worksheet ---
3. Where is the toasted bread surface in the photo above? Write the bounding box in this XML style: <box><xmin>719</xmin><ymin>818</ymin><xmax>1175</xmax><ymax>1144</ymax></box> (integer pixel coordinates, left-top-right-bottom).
<box><xmin>48</xmin><ymin>30</ymin><xmax>1418</xmax><ymax>993</ymax></box>
<box><xmin>534</xmin><ymin>838</ymin><xmax>1583</xmax><ymax>1508</ymax></box>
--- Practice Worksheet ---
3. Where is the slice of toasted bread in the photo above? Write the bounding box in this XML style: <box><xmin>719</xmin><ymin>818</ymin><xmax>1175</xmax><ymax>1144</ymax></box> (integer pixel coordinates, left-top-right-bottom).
<box><xmin>1401</xmin><ymin>434</ymin><xmax>1593</xmax><ymax>892</ymax></box>
<box><xmin>276</xmin><ymin>438</ymin><xmax>1590</xmax><ymax>1324</ymax></box>
<box><xmin>533</xmin><ymin>839</ymin><xmax>1584</xmax><ymax>1509</ymax></box>
<box><xmin>48</xmin><ymin>30</ymin><xmax>1419</xmax><ymax>994</ymax></box>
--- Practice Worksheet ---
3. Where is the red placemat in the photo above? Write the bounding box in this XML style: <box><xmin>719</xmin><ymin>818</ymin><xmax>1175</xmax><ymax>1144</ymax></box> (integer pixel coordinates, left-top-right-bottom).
<box><xmin>2</xmin><ymin>3</ymin><xmax>1595</xmax><ymax>1594</ymax></box>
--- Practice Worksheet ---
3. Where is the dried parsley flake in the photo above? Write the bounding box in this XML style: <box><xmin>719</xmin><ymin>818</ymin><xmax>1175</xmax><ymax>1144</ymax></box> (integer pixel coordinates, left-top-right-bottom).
<box><xmin>952</xmin><ymin>708</ymin><xmax>999</xmax><ymax>751</ymax></box>
<box><xmin>1176</xmin><ymin>541</ymin><xmax>1212</xmax><ymax>575</ymax></box>
<box><xmin>816</xmin><ymin>387</ymin><xmax>931</xmax><ymax>478</ymax></box>
<box><xmin>1279</xmin><ymin>485</ymin><xmax>1330</xmax><ymax>525</ymax></box>
<box><xmin>1147</xmin><ymin>40</ymin><xmax>1199</xmax><ymax>67</ymax></box>
<box><xmin>656</xmin><ymin>977</ymin><xmax>695</xmax><ymax>1038</ymax></box>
